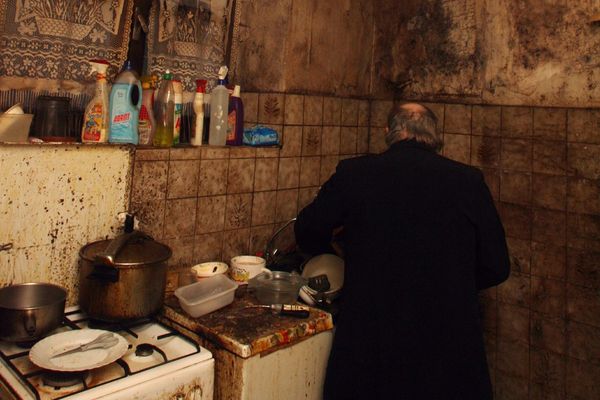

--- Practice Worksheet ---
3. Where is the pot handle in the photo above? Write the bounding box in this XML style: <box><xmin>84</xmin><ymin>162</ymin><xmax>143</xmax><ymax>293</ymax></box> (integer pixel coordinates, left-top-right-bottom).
<box><xmin>23</xmin><ymin>310</ymin><xmax>36</xmax><ymax>337</ymax></box>
<box><xmin>94</xmin><ymin>231</ymin><xmax>140</xmax><ymax>266</ymax></box>
<box><xmin>88</xmin><ymin>264</ymin><xmax>120</xmax><ymax>283</ymax></box>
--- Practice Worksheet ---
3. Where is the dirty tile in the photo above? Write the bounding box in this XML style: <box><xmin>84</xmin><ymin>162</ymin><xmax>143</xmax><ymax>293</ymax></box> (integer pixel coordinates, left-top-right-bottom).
<box><xmin>162</xmin><ymin>236</ymin><xmax>195</xmax><ymax>267</ymax></box>
<box><xmin>196</xmin><ymin>195</ymin><xmax>226</xmax><ymax>233</ymax></box>
<box><xmin>500</xmin><ymin>172</ymin><xmax>531</xmax><ymax>206</ymax></box>
<box><xmin>250</xmin><ymin>225</ymin><xmax>274</xmax><ymax>256</ymax></box>
<box><xmin>280</xmin><ymin>126</ymin><xmax>303</xmax><ymax>157</ymax></box>
<box><xmin>227</xmin><ymin>158</ymin><xmax>256</xmax><ymax>194</ymax></box>
<box><xmin>370</xmin><ymin>100</ymin><xmax>392</xmax><ymax>127</ymax></box>
<box><xmin>320</xmin><ymin>156</ymin><xmax>339</xmax><ymax>185</ymax></box>
<box><xmin>495</xmin><ymin>371</ymin><xmax>529</xmax><ymax>400</ymax></box>
<box><xmin>498</xmin><ymin>303</ymin><xmax>530</xmax><ymax>344</ymax></box>
<box><xmin>531</xmin><ymin>242</ymin><xmax>566</xmax><ymax>280</ymax></box>
<box><xmin>567</xmin><ymin>248</ymin><xmax>600</xmax><ymax>290</ymax></box>
<box><xmin>130</xmin><ymin>200</ymin><xmax>165</xmax><ymax>239</ymax></box>
<box><xmin>481</xmin><ymin>168</ymin><xmax>500</xmax><ymax>200</ymax></box>
<box><xmin>507</xmin><ymin>237</ymin><xmax>531</xmax><ymax>274</ymax></box>
<box><xmin>201</xmin><ymin>147</ymin><xmax>229</xmax><ymax>159</ymax></box>
<box><xmin>567</xmin><ymin>283</ymin><xmax>600</xmax><ymax>327</ymax></box>
<box><xmin>498</xmin><ymin>272</ymin><xmax>531</xmax><ymax>308</ymax></box>
<box><xmin>566</xmin><ymin>357</ymin><xmax>600</xmax><ymax>399</ymax></box>
<box><xmin>368</xmin><ymin>127</ymin><xmax>387</xmax><ymax>154</ymax></box>
<box><xmin>298</xmin><ymin>186</ymin><xmax>319</xmax><ymax>211</ymax></box>
<box><xmin>358</xmin><ymin>100</ymin><xmax>370</xmax><ymax>126</ymax></box>
<box><xmin>531</xmin><ymin>276</ymin><xmax>565</xmax><ymax>317</ymax></box>
<box><xmin>225</xmin><ymin>193</ymin><xmax>252</xmax><ymax>230</ymax></box>
<box><xmin>164</xmin><ymin>198</ymin><xmax>197</xmax><ymax>238</ymax></box>
<box><xmin>499</xmin><ymin>203</ymin><xmax>532</xmax><ymax>240</ymax></box>
<box><xmin>194</xmin><ymin>231</ymin><xmax>223</xmax><ymax>263</ymax></box>
<box><xmin>471</xmin><ymin>136</ymin><xmax>500</xmax><ymax>168</ymax></box>
<box><xmin>421</xmin><ymin>103</ymin><xmax>445</xmax><ymax>133</ymax></box>
<box><xmin>322</xmin><ymin>96</ymin><xmax>340</xmax><ymax>125</ymax></box>
<box><xmin>198</xmin><ymin>159</ymin><xmax>228</xmax><ymax>196</ymax></box>
<box><xmin>275</xmin><ymin>189</ymin><xmax>298</xmax><ymax>222</ymax></box>
<box><xmin>167</xmin><ymin>160</ymin><xmax>199</xmax><ymax>199</ymax></box>
<box><xmin>284</xmin><ymin>94</ymin><xmax>304</xmax><ymax>125</ymax></box>
<box><xmin>567</xmin><ymin>178</ymin><xmax>600</xmax><ymax>215</ymax></box>
<box><xmin>496</xmin><ymin>338</ymin><xmax>530</xmax><ymax>378</ymax></box>
<box><xmin>304</xmin><ymin>96</ymin><xmax>324</xmax><ymax>126</ymax></box>
<box><xmin>567</xmin><ymin>213</ymin><xmax>600</xmax><ymax>242</ymax></box>
<box><xmin>530</xmin><ymin>348</ymin><xmax>565</xmax><ymax>392</ymax></box>
<box><xmin>341</xmin><ymin>98</ymin><xmax>359</xmax><ymax>126</ymax></box>
<box><xmin>534</xmin><ymin>108</ymin><xmax>567</xmax><ymax>140</ymax></box>
<box><xmin>134</xmin><ymin>148</ymin><xmax>170</xmax><ymax>161</ymax></box>
<box><xmin>567</xmin><ymin>320</ymin><xmax>600</xmax><ymax>364</ymax></box>
<box><xmin>302</xmin><ymin>126</ymin><xmax>322</xmax><ymax>156</ymax></box>
<box><xmin>251</xmin><ymin>191</ymin><xmax>277</xmax><ymax>226</ymax></box>
<box><xmin>277</xmin><ymin>157</ymin><xmax>300</xmax><ymax>189</ymax></box>
<box><xmin>229</xmin><ymin>147</ymin><xmax>256</xmax><ymax>159</ymax></box>
<box><xmin>321</xmin><ymin>126</ymin><xmax>341</xmax><ymax>155</ymax></box>
<box><xmin>254</xmin><ymin>158</ymin><xmax>279</xmax><ymax>192</ymax></box>
<box><xmin>258</xmin><ymin>93</ymin><xmax>284</xmax><ymax>124</ymax></box>
<box><xmin>255</xmin><ymin>147</ymin><xmax>279</xmax><ymax>158</ymax></box>
<box><xmin>532</xmin><ymin>208</ymin><xmax>566</xmax><ymax>246</ymax></box>
<box><xmin>299</xmin><ymin>157</ymin><xmax>321</xmax><ymax>187</ymax></box>
<box><xmin>242</xmin><ymin>92</ymin><xmax>259</xmax><ymax>123</ymax></box>
<box><xmin>532</xmin><ymin>174</ymin><xmax>567</xmax><ymax>210</ymax></box>
<box><xmin>222</xmin><ymin>228</ymin><xmax>250</xmax><ymax>262</ymax></box>
<box><xmin>472</xmin><ymin>105</ymin><xmax>501</xmax><ymax>136</ymax></box>
<box><xmin>502</xmin><ymin>106</ymin><xmax>533</xmax><ymax>138</ymax></box>
<box><xmin>530</xmin><ymin>313</ymin><xmax>567</xmax><ymax>355</ymax></box>
<box><xmin>443</xmin><ymin>104</ymin><xmax>471</xmax><ymax>134</ymax></box>
<box><xmin>443</xmin><ymin>134</ymin><xmax>470</xmax><ymax>164</ymax></box>
<box><xmin>131</xmin><ymin>161</ymin><xmax>168</xmax><ymax>203</ymax></box>
<box><xmin>568</xmin><ymin>143</ymin><xmax>600</xmax><ymax>180</ymax></box>
<box><xmin>502</xmin><ymin>138</ymin><xmax>532</xmax><ymax>172</ymax></box>
<box><xmin>357</xmin><ymin>127</ymin><xmax>370</xmax><ymax>153</ymax></box>
<box><xmin>340</xmin><ymin>127</ymin><xmax>358</xmax><ymax>155</ymax></box>
<box><xmin>533</xmin><ymin>140</ymin><xmax>568</xmax><ymax>176</ymax></box>
<box><xmin>169</xmin><ymin>147</ymin><xmax>201</xmax><ymax>160</ymax></box>
<box><xmin>529</xmin><ymin>382</ymin><xmax>565</xmax><ymax>400</ymax></box>
<box><xmin>567</xmin><ymin>109</ymin><xmax>600</xmax><ymax>144</ymax></box>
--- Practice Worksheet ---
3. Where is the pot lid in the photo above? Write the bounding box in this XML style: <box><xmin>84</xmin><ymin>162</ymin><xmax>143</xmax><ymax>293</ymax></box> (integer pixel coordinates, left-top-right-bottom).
<box><xmin>80</xmin><ymin>234</ymin><xmax>172</xmax><ymax>267</ymax></box>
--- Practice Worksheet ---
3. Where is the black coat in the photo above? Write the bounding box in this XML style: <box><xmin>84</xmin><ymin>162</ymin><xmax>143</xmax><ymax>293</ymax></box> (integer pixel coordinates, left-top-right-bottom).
<box><xmin>295</xmin><ymin>140</ymin><xmax>510</xmax><ymax>400</ymax></box>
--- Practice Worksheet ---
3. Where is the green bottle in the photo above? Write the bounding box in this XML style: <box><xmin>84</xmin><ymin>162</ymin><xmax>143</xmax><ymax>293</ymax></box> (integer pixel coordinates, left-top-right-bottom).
<box><xmin>153</xmin><ymin>70</ymin><xmax>175</xmax><ymax>147</ymax></box>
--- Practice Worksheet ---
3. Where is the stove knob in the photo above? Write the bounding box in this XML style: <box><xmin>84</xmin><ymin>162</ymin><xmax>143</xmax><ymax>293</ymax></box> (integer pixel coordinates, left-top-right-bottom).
<box><xmin>186</xmin><ymin>385</ymin><xmax>203</xmax><ymax>400</ymax></box>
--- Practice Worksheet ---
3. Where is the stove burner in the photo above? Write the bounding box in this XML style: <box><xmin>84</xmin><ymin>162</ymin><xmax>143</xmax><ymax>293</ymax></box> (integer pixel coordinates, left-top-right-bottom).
<box><xmin>42</xmin><ymin>371</ymin><xmax>88</xmax><ymax>388</ymax></box>
<box><xmin>15</xmin><ymin>340</ymin><xmax>36</xmax><ymax>349</ymax></box>
<box><xmin>135</xmin><ymin>343</ymin><xmax>155</xmax><ymax>357</ymax></box>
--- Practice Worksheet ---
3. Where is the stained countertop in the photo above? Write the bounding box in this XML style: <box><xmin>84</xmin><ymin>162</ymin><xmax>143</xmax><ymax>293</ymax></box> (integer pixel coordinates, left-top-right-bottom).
<box><xmin>161</xmin><ymin>285</ymin><xmax>334</xmax><ymax>358</ymax></box>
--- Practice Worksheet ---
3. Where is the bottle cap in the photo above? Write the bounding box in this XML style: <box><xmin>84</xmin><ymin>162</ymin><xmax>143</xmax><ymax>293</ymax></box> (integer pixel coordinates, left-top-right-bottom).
<box><xmin>232</xmin><ymin>85</ymin><xmax>241</xmax><ymax>97</ymax></box>
<box><xmin>163</xmin><ymin>69</ymin><xmax>172</xmax><ymax>80</ymax></box>
<box><xmin>122</xmin><ymin>60</ymin><xmax>134</xmax><ymax>71</ymax></box>
<box><xmin>196</xmin><ymin>79</ymin><xmax>207</xmax><ymax>93</ymax></box>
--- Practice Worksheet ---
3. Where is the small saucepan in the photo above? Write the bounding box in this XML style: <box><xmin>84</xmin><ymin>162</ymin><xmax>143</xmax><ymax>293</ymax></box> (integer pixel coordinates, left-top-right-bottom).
<box><xmin>0</xmin><ymin>283</ymin><xmax>67</xmax><ymax>342</ymax></box>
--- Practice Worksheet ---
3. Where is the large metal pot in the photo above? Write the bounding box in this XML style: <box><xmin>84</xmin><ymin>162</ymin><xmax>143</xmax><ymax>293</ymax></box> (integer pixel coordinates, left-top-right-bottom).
<box><xmin>0</xmin><ymin>283</ymin><xmax>67</xmax><ymax>342</ymax></box>
<box><xmin>79</xmin><ymin>231</ymin><xmax>172</xmax><ymax>322</ymax></box>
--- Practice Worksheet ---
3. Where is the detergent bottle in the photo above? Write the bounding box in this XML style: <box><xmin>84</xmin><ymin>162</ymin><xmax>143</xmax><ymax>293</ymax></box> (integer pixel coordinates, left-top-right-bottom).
<box><xmin>81</xmin><ymin>60</ymin><xmax>110</xmax><ymax>143</ymax></box>
<box><xmin>108</xmin><ymin>60</ymin><xmax>142</xmax><ymax>144</ymax></box>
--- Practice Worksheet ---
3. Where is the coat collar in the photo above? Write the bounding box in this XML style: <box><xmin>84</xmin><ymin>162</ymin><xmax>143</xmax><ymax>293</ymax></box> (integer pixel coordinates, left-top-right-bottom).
<box><xmin>386</xmin><ymin>139</ymin><xmax>436</xmax><ymax>153</ymax></box>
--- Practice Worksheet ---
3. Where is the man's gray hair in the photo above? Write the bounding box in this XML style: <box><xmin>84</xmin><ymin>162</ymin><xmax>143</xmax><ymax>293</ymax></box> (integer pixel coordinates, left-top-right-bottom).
<box><xmin>386</xmin><ymin>103</ymin><xmax>442</xmax><ymax>152</ymax></box>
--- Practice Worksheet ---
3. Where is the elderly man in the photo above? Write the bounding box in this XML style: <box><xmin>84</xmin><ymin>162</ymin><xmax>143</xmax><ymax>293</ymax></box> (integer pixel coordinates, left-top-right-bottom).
<box><xmin>295</xmin><ymin>103</ymin><xmax>510</xmax><ymax>400</ymax></box>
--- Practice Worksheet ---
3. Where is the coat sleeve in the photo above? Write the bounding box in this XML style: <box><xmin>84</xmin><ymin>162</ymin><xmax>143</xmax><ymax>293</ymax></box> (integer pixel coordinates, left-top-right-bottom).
<box><xmin>295</xmin><ymin>162</ymin><xmax>348</xmax><ymax>255</ymax></box>
<box><xmin>465</xmin><ymin>171</ymin><xmax>511</xmax><ymax>290</ymax></box>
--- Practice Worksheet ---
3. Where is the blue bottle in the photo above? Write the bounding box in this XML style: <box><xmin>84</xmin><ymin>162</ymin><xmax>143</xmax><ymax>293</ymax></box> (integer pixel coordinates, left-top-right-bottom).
<box><xmin>109</xmin><ymin>61</ymin><xmax>142</xmax><ymax>144</ymax></box>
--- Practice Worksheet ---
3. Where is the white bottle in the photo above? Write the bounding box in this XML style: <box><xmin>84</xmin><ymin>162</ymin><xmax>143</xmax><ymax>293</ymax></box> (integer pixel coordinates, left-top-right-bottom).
<box><xmin>191</xmin><ymin>79</ymin><xmax>206</xmax><ymax>146</ymax></box>
<box><xmin>209</xmin><ymin>66</ymin><xmax>229</xmax><ymax>146</ymax></box>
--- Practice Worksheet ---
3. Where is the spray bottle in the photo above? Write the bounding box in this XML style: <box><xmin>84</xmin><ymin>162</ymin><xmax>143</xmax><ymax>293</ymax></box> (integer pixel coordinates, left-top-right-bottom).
<box><xmin>108</xmin><ymin>60</ymin><xmax>142</xmax><ymax>144</ymax></box>
<box><xmin>81</xmin><ymin>60</ymin><xmax>110</xmax><ymax>143</ymax></box>
<box><xmin>208</xmin><ymin>66</ymin><xmax>229</xmax><ymax>146</ymax></box>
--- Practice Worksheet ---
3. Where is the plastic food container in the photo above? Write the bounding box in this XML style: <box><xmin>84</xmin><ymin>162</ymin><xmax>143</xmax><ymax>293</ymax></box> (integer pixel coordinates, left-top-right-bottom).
<box><xmin>248</xmin><ymin>271</ymin><xmax>306</xmax><ymax>305</ymax></box>
<box><xmin>174</xmin><ymin>274</ymin><xmax>237</xmax><ymax>317</ymax></box>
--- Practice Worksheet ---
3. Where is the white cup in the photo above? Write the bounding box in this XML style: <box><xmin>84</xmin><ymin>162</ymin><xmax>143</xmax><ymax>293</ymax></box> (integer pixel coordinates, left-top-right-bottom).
<box><xmin>230</xmin><ymin>256</ymin><xmax>268</xmax><ymax>284</ymax></box>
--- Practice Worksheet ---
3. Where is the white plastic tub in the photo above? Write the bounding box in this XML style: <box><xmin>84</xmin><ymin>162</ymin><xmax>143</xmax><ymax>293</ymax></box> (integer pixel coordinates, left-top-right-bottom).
<box><xmin>174</xmin><ymin>274</ymin><xmax>238</xmax><ymax>318</ymax></box>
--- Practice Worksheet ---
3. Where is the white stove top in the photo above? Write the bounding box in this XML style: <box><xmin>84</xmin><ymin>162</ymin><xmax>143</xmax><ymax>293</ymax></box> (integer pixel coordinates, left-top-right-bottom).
<box><xmin>0</xmin><ymin>306</ymin><xmax>214</xmax><ymax>400</ymax></box>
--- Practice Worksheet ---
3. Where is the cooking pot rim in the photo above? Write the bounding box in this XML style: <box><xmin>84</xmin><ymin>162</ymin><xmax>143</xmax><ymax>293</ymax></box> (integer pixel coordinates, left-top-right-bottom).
<box><xmin>79</xmin><ymin>238</ymin><xmax>172</xmax><ymax>266</ymax></box>
<box><xmin>0</xmin><ymin>282</ymin><xmax>67</xmax><ymax>310</ymax></box>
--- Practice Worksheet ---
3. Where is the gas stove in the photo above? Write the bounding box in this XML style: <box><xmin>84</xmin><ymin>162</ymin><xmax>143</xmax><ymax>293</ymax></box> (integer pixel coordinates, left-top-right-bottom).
<box><xmin>0</xmin><ymin>306</ymin><xmax>214</xmax><ymax>399</ymax></box>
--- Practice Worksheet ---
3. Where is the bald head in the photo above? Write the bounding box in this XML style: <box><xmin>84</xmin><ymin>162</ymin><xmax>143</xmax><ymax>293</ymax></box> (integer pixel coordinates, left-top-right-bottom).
<box><xmin>386</xmin><ymin>102</ymin><xmax>442</xmax><ymax>151</ymax></box>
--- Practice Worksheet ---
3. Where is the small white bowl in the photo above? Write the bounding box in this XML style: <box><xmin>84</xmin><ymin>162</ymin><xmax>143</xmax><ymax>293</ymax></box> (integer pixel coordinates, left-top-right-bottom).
<box><xmin>191</xmin><ymin>262</ymin><xmax>229</xmax><ymax>278</ymax></box>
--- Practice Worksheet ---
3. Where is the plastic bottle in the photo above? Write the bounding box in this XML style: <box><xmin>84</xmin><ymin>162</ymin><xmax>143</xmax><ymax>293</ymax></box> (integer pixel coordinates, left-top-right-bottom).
<box><xmin>172</xmin><ymin>79</ymin><xmax>183</xmax><ymax>145</ymax></box>
<box><xmin>153</xmin><ymin>70</ymin><xmax>175</xmax><ymax>147</ymax></box>
<box><xmin>226</xmin><ymin>85</ymin><xmax>244</xmax><ymax>146</ymax></box>
<box><xmin>191</xmin><ymin>79</ymin><xmax>206</xmax><ymax>146</ymax></box>
<box><xmin>208</xmin><ymin>66</ymin><xmax>229</xmax><ymax>146</ymax></box>
<box><xmin>138</xmin><ymin>76</ymin><xmax>156</xmax><ymax>145</ymax></box>
<box><xmin>108</xmin><ymin>60</ymin><xmax>142</xmax><ymax>144</ymax></box>
<box><xmin>82</xmin><ymin>60</ymin><xmax>110</xmax><ymax>143</ymax></box>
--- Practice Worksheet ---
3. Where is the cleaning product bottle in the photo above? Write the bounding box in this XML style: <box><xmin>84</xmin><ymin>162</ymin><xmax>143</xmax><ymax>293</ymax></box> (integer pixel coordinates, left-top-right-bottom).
<box><xmin>191</xmin><ymin>79</ymin><xmax>206</xmax><ymax>146</ymax></box>
<box><xmin>208</xmin><ymin>66</ymin><xmax>229</xmax><ymax>146</ymax></box>
<box><xmin>172</xmin><ymin>79</ymin><xmax>183</xmax><ymax>145</ymax></box>
<box><xmin>226</xmin><ymin>85</ymin><xmax>244</xmax><ymax>146</ymax></box>
<box><xmin>138</xmin><ymin>76</ymin><xmax>156</xmax><ymax>145</ymax></box>
<box><xmin>81</xmin><ymin>60</ymin><xmax>110</xmax><ymax>143</ymax></box>
<box><xmin>153</xmin><ymin>70</ymin><xmax>175</xmax><ymax>147</ymax></box>
<box><xmin>108</xmin><ymin>60</ymin><xmax>142</xmax><ymax>144</ymax></box>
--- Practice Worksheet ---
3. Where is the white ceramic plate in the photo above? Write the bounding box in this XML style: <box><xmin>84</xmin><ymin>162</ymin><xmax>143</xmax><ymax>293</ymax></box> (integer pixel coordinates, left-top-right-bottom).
<box><xmin>29</xmin><ymin>329</ymin><xmax>128</xmax><ymax>372</ymax></box>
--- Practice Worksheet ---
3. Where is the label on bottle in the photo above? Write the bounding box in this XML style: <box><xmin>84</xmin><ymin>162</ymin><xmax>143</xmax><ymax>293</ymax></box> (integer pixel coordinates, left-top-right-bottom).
<box><xmin>109</xmin><ymin>84</ymin><xmax>137</xmax><ymax>143</ymax></box>
<box><xmin>138</xmin><ymin>104</ymin><xmax>152</xmax><ymax>144</ymax></box>
<box><xmin>227</xmin><ymin>110</ymin><xmax>237</xmax><ymax>141</ymax></box>
<box><xmin>173</xmin><ymin>103</ymin><xmax>182</xmax><ymax>144</ymax></box>
<box><xmin>82</xmin><ymin>103</ymin><xmax>103</xmax><ymax>141</ymax></box>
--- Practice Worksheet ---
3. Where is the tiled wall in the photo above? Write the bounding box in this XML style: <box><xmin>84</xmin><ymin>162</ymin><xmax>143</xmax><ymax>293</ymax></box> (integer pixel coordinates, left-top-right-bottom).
<box><xmin>129</xmin><ymin>93</ymin><xmax>370</xmax><ymax>290</ymax></box>
<box><xmin>369</xmin><ymin>100</ymin><xmax>600</xmax><ymax>400</ymax></box>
